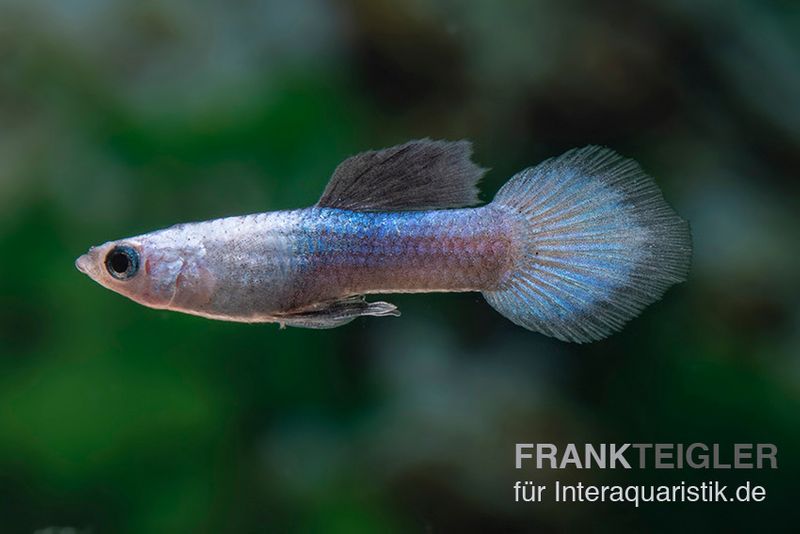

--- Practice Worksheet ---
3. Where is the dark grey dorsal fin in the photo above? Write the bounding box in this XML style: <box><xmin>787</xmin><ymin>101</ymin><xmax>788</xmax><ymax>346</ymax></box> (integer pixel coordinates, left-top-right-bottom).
<box><xmin>317</xmin><ymin>139</ymin><xmax>485</xmax><ymax>211</ymax></box>
<box><xmin>274</xmin><ymin>296</ymin><xmax>399</xmax><ymax>329</ymax></box>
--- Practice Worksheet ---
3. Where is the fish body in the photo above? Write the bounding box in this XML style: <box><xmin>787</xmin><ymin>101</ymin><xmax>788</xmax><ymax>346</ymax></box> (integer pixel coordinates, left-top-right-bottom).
<box><xmin>78</xmin><ymin>206</ymin><xmax>513</xmax><ymax>322</ymax></box>
<box><xmin>76</xmin><ymin>139</ymin><xmax>692</xmax><ymax>342</ymax></box>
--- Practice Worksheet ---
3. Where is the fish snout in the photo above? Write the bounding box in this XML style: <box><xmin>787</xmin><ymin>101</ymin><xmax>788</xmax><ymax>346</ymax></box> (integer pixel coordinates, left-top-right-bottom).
<box><xmin>75</xmin><ymin>253</ymin><xmax>91</xmax><ymax>274</ymax></box>
<box><xmin>75</xmin><ymin>246</ymin><xmax>100</xmax><ymax>276</ymax></box>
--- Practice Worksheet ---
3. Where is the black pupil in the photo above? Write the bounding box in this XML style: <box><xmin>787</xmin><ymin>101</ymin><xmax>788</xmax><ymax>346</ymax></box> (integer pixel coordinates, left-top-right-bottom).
<box><xmin>106</xmin><ymin>246</ymin><xmax>139</xmax><ymax>279</ymax></box>
<box><xmin>110</xmin><ymin>251</ymin><xmax>130</xmax><ymax>274</ymax></box>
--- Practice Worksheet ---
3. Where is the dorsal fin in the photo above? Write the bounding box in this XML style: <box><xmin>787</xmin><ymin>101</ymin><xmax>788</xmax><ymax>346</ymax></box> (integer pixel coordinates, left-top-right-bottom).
<box><xmin>317</xmin><ymin>139</ymin><xmax>485</xmax><ymax>211</ymax></box>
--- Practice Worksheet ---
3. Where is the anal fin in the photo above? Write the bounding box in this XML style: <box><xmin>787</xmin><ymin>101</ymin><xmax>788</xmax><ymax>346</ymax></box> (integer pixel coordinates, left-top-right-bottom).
<box><xmin>275</xmin><ymin>296</ymin><xmax>400</xmax><ymax>329</ymax></box>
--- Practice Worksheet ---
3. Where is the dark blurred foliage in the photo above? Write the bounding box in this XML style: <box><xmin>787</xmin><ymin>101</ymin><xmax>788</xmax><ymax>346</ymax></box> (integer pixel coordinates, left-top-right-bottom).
<box><xmin>0</xmin><ymin>0</ymin><xmax>798</xmax><ymax>532</ymax></box>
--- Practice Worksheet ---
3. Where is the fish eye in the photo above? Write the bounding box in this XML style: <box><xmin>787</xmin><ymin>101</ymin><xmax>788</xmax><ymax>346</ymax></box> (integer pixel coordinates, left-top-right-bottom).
<box><xmin>105</xmin><ymin>245</ymin><xmax>140</xmax><ymax>280</ymax></box>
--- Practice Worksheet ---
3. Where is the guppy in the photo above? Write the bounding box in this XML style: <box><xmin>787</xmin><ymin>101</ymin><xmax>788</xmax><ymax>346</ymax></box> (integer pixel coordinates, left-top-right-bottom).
<box><xmin>76</xmin><ymin>140</ymin><xmax>691</xmax><ymax>342</ymax></box>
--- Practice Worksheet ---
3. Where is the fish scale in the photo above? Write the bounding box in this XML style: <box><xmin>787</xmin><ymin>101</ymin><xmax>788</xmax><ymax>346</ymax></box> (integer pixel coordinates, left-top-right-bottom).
<box><xmin>293</xmin><ymin>207</ymin><xmax>513</xmax><ymax>300</ymax></box>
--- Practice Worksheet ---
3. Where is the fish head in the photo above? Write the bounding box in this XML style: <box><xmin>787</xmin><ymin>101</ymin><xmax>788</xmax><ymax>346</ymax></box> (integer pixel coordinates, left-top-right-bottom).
<box><xmin>75</xmin><ymin>227</ymin><xmax>216</xmax><ymax>311</ymax></box>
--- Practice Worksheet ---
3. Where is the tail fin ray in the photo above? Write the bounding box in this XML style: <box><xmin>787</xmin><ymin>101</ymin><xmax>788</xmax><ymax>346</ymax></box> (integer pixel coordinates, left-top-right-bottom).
<box><xmin>484</xmin><ymin>146</ymin><xmax>691</xmax><ymax>343</ymax></box>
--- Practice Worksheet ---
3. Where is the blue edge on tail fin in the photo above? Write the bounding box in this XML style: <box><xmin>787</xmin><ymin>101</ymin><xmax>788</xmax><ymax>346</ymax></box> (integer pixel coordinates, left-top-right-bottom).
<box><xmin>483</xmin><ymin>146</ymin><xmax>692</xmax><ymax>343</ymax></box>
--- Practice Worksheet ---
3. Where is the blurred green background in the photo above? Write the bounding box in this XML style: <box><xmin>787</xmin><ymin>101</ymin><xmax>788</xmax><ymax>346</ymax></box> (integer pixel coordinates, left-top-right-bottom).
<box><xmin>1</xmin><ymin>0</ymin><xmax>798</xmax><ymax>532</ymax></box>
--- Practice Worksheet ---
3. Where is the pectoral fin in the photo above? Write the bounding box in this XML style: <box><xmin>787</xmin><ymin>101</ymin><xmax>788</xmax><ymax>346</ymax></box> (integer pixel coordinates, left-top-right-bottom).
<box><xmin>275</xmin><ymin>296</ymin><xmax>400</xmax><ymax>329</ymax></box>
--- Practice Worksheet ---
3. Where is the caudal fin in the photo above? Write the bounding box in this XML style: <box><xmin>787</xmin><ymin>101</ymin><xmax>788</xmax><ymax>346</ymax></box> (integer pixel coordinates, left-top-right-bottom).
<box><xmin>483</xmin><ymin>146</ymin><xmax>691</xmax><ymax>343</ymax></box>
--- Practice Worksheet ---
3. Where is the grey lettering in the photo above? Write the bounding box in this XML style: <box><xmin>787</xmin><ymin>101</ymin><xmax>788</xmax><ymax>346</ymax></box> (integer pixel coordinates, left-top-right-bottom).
<box><xmin>734</xmin><ymin>444</ymin><xmax>753</xmax><ymax>469</ymax></box>
<box><xmin>686</xmin><ymin>443</ymin><xmax>709</xmax><ymax>468</ymax></box>
<box><xmin>655</xmin><ymin>443</ymin><xmax>673</xmax><ymax>469</ymax></box>
<box><xmin>515</xmin><ymin>443</ymin><xmax>533</xmax><ymax>469</ymax></box>
<box><xmin>757</xmin><ymin>443</ymin><xmax>777</xmax><ymax>469</ymax></box>
<box><xmin>610</xmin><ymin>443</ymin><xmax>631</xmax><ymax>469</ymax></box>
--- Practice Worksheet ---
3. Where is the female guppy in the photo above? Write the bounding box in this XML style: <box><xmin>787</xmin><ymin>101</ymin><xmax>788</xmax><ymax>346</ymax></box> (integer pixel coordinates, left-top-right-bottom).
<box><xmin>76</xmin><ymin>140</ymin><xmax>691</xmax><ymax>342</ymax></box>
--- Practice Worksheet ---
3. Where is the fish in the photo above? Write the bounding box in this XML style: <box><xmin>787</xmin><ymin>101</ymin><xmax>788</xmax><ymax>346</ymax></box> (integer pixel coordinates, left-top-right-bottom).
<box><xmin>75</xmin><ymin>139</ymin><xmax>691</xmax><ymax>342</ymax></box>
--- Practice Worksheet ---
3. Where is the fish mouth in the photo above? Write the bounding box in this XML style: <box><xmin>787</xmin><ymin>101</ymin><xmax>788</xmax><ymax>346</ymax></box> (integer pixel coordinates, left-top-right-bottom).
<box><xmin>75</xmin><ymin>253</ymin><xmax>92</xmax><ymax>275</ymax></box>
